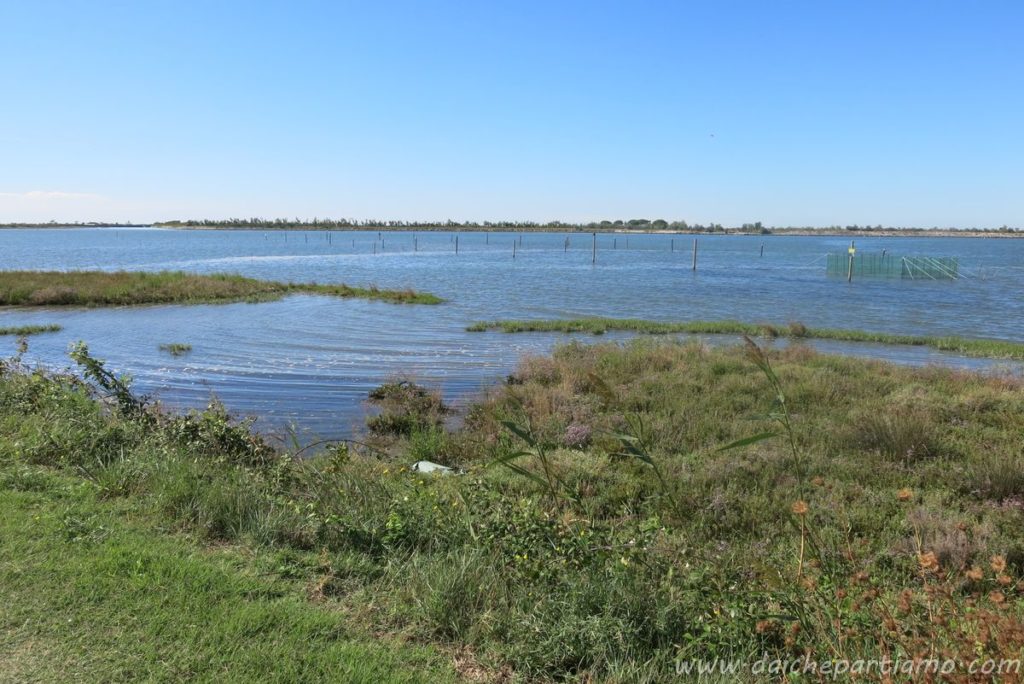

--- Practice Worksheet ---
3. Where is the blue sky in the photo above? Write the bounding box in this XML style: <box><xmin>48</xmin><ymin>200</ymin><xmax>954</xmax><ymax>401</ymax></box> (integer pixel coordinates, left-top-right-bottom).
<box><xmin>1</xmin><ymin>1</ymin><xmax>1021</xmax><ymax>226</ymax></box>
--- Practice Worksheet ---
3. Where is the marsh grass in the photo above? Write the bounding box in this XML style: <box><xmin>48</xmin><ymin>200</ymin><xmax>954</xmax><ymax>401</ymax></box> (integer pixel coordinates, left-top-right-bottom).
<box><xmin>159</xmin><ymin>343</ymin><xmax>192</xmax><ymax>357</ymax></box>
<box><xmin>0</xmin><ymin>270</ymin><xmax>442</xmax><ymax>306</ymax></box>
<box><xmin>0</xmin><ymin>323</ymin><xmax>62</xmax><ymax>336</ymax></box>
<box><xmin>2</xmin><ymin>339</ymin><xmax>1023</xmax><ymax>680</ymax></box>
<box><xmin>468</xmin><ymin>317</ymin><xmax>1024</xmax><ymax>360</ymax></box>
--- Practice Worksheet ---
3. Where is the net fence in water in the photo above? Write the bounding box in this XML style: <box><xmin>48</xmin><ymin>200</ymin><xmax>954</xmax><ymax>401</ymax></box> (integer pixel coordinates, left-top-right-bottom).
<box><xmin>826</xmin><ymin>253</ymin><xmax>959</xmax><ymax>280</ymax></box>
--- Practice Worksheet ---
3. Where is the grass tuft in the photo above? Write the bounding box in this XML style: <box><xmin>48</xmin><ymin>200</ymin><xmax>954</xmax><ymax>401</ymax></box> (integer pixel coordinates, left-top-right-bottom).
<box><xmin>159</xmin><ymin>343</ymin><xmax>192</xmax><ymax>357</ymax></box>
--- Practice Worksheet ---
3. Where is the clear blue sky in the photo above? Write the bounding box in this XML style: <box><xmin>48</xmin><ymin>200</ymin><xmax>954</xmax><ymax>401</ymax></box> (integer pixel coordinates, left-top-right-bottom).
<box><xmin>2</xmin><ymin>1</ymin><xmax>1021</xmax><ymax>227</ymax></box>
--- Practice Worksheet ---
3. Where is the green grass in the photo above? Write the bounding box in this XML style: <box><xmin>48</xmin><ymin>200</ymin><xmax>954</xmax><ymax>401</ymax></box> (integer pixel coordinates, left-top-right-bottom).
<box><xmin>159</xmin><ymin>343</ymin><xmax>193</xmax><ymax>356</ymax></box>
<box><xmin>0</xmin><ymin>323</ymin><xmax>62</xmax><ymax>336</ymax></box>
<box><xmin>0</xmin><ymin>478</ymin><xmax>457</xmax><ymax>682</ymax></box>
<box><xmin>0</xmin><ymin>270</ymin><xmax>443</xmax><ymax>307</ymax></box>
<box><xmin>3</xmin><ymin>340</ymin><xmax>1022</xmax><ymax>681</ymax></box>
<box><xmin>467</xmin><ymin>317</ymin><xmax>1024</xmax><ymax>360</ymax></box>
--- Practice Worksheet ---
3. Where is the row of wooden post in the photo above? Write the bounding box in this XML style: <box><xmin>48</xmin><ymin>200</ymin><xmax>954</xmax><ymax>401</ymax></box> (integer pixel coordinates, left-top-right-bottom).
<box><xmin>292</xmin><ymin>234</ymin><xmax>779</xmax><ymax>273</ymax></box>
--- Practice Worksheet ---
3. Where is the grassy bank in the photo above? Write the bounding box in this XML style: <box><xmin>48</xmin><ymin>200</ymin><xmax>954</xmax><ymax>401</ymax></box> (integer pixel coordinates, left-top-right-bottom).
<box><xmin>2</xmin><ymin>339</ymin><xmax>1022</xmax><ymax>680</ymax></box>
<box><xmin>0</xmin><ymin>270</ymin><xmax>442</xmax><ymax>306</ymax></box>
<box><xmin>468</xmin><ymin>317</ymin><xmax>1024</xmax><ymax>360</ymax></box>
<box><xmin>0</xmin><ymin>323</ymin><xmax>62</xmax><ymax>336</ymax></box>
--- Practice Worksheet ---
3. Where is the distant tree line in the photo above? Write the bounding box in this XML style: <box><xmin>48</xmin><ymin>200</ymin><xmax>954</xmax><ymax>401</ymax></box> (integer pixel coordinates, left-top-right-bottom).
<box><xmin>154</xmin><ymin>218</ymin><xmax>1022</xmax><ymax>234</ymax></box>
<box><xmin>6</xmin><ymin>217</ymin><xmax>1019</xmax><ymax>234</ymax></box>
<box><xmin>154</xmin><ymin>217</ymin><xmax>736</xmax><ymax>233</ymax></box>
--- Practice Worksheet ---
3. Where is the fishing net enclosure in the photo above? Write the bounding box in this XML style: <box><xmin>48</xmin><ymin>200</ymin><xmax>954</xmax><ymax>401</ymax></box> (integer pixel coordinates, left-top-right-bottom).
<box><xmin>826</xmin><ymin>253</ymin><xmax>959</xmax><ymax>279</ymax></box>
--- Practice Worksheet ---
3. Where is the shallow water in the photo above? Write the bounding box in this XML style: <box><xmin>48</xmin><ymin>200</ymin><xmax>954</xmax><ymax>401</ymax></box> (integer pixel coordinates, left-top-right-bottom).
<box><xmin>2</xmin><ymin>228</ymin><xmax>1022</xmax><ymax>440</ymax></box>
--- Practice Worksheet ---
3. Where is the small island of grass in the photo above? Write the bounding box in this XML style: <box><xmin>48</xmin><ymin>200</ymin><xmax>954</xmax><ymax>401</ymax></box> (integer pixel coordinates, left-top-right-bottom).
<box><xmin>0</xmin><ymin>270</ymin><xmax>442</xmax><ymax>307</ymax></box>
<box><xmin>0</xmin><ymin>323</ymin><xmax>63</xmax><ymax>336</ymax></box>
<box><xmin>158</xmin><ymin>343</ymin><xmax>192</xmax><ymax>357</ymax></box>
<box><xmin>467</xmin><ymin>317</ymin><xmax>1024</xmax><ymax>360</ymax></box>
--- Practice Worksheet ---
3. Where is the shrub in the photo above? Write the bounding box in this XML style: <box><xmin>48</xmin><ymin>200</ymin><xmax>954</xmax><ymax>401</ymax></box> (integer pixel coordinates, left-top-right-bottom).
<box><xmin>366</xmin><ymin>380</ymin><xmax>449</xmax><ymax>437</ymax></box>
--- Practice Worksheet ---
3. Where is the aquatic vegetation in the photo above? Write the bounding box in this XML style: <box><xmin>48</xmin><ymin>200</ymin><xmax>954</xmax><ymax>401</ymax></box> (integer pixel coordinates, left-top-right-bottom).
<box><xmin>468</xmin><ymin>317</ymin><xmax>1024</xmax><ymax>360</ymax></box>
<box><xmin>0</xmin><ymin>323</ymin><xmax>62</xmax><ymax>336</ymax></box>
<box><xmin>2</xmin><ymin>339</ymin><xmax>1023</xmax><ymax>680</ymax></box>
<box><xmin>0</xmin><ymin>270</ymin><xmax>443</xmax><ymax>306</ymax></box>
<box><xmin>159</xmin><ymin>343</ymin><xmax>192</xmax><ymax>357</ymax></box>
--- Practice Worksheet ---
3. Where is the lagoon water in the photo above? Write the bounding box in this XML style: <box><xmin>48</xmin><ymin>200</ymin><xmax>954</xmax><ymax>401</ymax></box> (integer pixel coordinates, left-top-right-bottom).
<box><xmin>2</xmin><ymin>228</ymin><xmax>1023</xmax><ymax>441</ymax></box>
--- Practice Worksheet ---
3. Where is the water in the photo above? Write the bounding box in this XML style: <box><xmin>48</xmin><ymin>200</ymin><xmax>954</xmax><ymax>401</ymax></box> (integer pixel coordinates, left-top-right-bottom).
<box><xmin>2</xmin><ymin>228</ymin><xmax>1023</xmax><ymax>441</ymax></box>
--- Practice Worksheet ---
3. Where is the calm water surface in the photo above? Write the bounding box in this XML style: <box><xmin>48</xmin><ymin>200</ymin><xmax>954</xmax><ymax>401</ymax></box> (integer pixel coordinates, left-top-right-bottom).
<box><xmin>2</xmin><ymin>228</ymin><xmax>1023</xmax><ymax>440</ymax></box>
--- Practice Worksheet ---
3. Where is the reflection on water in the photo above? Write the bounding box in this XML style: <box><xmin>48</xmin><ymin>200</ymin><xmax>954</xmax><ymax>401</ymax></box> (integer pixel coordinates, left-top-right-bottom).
<box><xmin>2</xmin><ymin>228</ymin><xmax>1022</xmax><ymax>440</ymax></box>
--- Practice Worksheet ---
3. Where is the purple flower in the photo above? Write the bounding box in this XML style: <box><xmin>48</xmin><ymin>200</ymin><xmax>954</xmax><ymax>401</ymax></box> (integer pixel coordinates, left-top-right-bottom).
<box><xmin>563</xmin><ymin>423</ymin><xmax>592</xmax><ymax>448</ymax></box>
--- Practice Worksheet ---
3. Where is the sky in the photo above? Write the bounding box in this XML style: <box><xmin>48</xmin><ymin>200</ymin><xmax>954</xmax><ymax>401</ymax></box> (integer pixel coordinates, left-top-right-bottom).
<box><xmin>1</xmin><ymin>1</ymin><xmax>1022</xmax><ymax>227</ymax></box>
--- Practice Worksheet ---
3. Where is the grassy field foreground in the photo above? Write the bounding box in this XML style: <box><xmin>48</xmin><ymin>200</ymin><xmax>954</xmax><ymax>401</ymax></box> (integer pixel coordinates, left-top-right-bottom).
<box><xmin>2</xmin><ymin>338</ymin><xmax>1023</xmax><ymax>681</ymax></box>
<box><xmin>0</xmin><ymin>270</ymin><xmax>443</xmax><ymax>306</ymax></box>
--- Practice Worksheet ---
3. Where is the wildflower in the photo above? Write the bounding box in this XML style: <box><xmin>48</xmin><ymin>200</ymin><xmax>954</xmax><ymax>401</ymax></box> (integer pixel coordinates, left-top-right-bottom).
<box><xmin>991</xmin><ymin>555</ymin><xmax>1007</xmax><ymax>573</ymax></box>
<box><xmin>966</xmin><ymin>566</ymin><xmax>984</xmax><ymax>582</ymax></box>
<box><xmin>897</xmin><ymin>487</ymin><xmax>913</xmax><ymax>502</ymax></box>
<box><xmin>997</xmin><ymin>574</ymin><xmax>1013</xmax><ymax>587</ymax></box>
<box><xmin>791</xmin><ymin>500</ymin><xmax>809</xmax><ymax>516</ymax></box>
<box><xmin>755</xmin><ymin>619</ymin><xmax>775</xmax><ymax>634</ymax></box>
<box><xmin>989</xmin><ymin>590</ymin><xmax>1006</xmax><ymax>605</ymax></box>
<box><xmin>811</xmin><ymin>476</ymin><xmax>825</xmax><ymax>487</ymax></box>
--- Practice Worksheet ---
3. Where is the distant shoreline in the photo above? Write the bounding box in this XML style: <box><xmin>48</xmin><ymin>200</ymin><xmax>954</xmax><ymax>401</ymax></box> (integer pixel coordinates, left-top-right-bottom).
<box><xmin>2</xmin><ymin>223</ymin><xmax>1021</xmax><ymax>238</ymax></box>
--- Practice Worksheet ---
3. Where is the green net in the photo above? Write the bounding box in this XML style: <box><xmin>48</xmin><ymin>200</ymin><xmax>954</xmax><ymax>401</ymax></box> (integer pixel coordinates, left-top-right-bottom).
<box><xmin>826</xmin><ymin>253</ymin><xmax>959</xmax><ymax>280</ymax></box>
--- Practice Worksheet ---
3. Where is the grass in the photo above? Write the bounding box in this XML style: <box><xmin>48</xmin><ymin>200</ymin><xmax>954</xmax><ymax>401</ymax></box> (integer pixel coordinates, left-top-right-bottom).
<box><xmin>0</xmin><ymin>270</ymin><xmax>443</xmax><ymax>306</ymax></box>
<box><xmin>468</xmin><ymin>317</ymin><xmax>1024</xmax><ymax>360</ymax></box>
<box><xmin>0</xmin><ymin>323</ymin><xmax>62</xmax><ymax>336</ymax></box>
<box><xmin>159</xmin><ymin>343</ymin><xmax>193</xmax><ymax>357</ymax></box>
<box><xmin>0</xmin><ymin>477</ymin><xmax>457</xmax><ymax>682</ymax></box>
<box><xmin>2</xmin><ymin>339</ymin><xmax>1023</xmax><ymax>680</ymax></box>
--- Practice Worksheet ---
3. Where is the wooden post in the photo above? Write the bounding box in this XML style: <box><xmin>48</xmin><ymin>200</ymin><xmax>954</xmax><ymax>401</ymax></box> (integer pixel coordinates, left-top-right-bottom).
<box><xmin>513</xmin><ymin>241</ymin><xmax>516</xmax><ymax>259</ymax></box>
<box><xmin>592</xmin><ymin>233</ymin><xmax>596</xmax><ymax>264</ymax></box>
<box><xmin>455</xmin><ymin>235</ymin><xmax>459</xmax><ymax>254</ymax></box>
<box><xmin>373</xmin><ymin>242</ymin><xmax>377</xmax><ymax>255</ymax></box>
<box><xmin>614</xmin><ymin>238</ymin><xmax>617</xmax><ymax>249</ymax></box>
<box><xmin>671</xmin><ymin>238</ymin><xmax>674</xmax><ymax>252</ymax></box>
<box><xmin>847</xmin><ymin>241</ymin><xmax>855</xmax><ymax>282</ymax></box>
<box><xmin>414</xmin><ymin>236</ymin><xmax>418</xmax><ymax>252</ymax></box>
<box><xmin>760</xmin><ymin>242</ymin><xmax>764</xmax><ymax>257</ymax></box>
<box><xmin>564</xmin><ymin>236</ymin><xmax>569</xmax><ymax>253</ymax></box>
<box><xmin>486</xmin><ymin>233</ymin><xmax>489</xmax><ymax>245</ymax></box>
<box><xmin>692</xmin><ymin>238</ymin><xmax>697</xmax><ymax>271</ymax></box>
